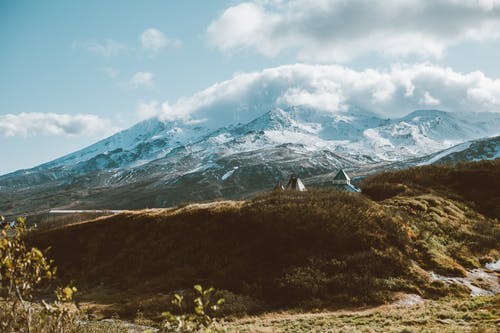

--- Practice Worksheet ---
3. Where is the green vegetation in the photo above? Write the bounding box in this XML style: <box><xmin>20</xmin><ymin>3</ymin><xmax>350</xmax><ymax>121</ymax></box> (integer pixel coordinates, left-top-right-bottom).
<box><xmin>160</xmin><ymin>284</ymin><xmax>225</xmax><ymax>332</ymax></box>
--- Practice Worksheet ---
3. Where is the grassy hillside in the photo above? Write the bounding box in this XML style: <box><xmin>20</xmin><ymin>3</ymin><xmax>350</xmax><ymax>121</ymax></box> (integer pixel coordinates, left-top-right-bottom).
<box><xmin>362</xmin><ymin>159</ymin><xmax>500</xmax><ymax>219</ymax></box>
<box><xmin>25</xmin><ymin>160</ymin><xmax>499</xmax><ymax>319</ymax></box>
<box><xmin>226</xmin><ymin>296</ymin><xmax>499</xmax><ymax>333</ymax></box>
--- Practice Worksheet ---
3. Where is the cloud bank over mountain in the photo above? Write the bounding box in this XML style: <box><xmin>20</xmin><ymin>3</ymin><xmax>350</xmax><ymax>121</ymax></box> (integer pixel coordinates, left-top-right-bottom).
<box><xmin>155</xmin><ymin>63</ymin><xmax>500</xmax><ymax>127</ymax></box>
<box><xmin>0</xmin><ymin>112</ymin><xmax>116</xmax><ymax>138</ymax></box>
<box><xmin>208</xmin><ymin>0</ymin><xmax>500</xmax><ymax>62</ymax></box>
<box><xmin>6</xmin><ymin>64</ymin><xmax>498</xmax><ymax>139</ymax></box>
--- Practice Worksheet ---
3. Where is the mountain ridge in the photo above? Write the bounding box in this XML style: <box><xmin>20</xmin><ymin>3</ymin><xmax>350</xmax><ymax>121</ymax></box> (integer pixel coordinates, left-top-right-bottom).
<box><xmin>1</xmin><ymin>107</ymin><xmax>499</xmax><ymax>216</ymax></box>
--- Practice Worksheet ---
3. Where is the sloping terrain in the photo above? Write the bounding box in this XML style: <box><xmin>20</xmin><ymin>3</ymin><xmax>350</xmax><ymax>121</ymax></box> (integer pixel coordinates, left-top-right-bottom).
<box><xmin>414</xmin><ymin>135</ymin><xmax>500</xmax><ymax>166</ymax></box>
<box><xmin>226</xmin><ymin>296</ymin><xmax>499</xmax><ymax>333</ymax></box>
<box><xmin>432</xmin><ymin>135</ymin><xmax>500</xmax><ymax>164</ymax></box>
<box><xmin>362</xmin><ymin>159</ymin><xmax>500</xmax><ymax>219</ymax></box>
<box><xmin>25</xmin><ymin>161</ymin><xmax>500</xmax><ymax>319</ymax></box>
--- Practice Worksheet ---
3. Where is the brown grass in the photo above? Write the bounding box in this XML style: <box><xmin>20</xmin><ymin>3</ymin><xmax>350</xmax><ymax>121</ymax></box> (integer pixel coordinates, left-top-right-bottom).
<box><xmin>225</xmin><ymin>295</ymin><xmax>499</xmax><ymax>333</ymax></box>
<box><xmin>22</xmin><ymin>161</ymin><xmax>500</xmax><ymax>320</ymax></box>
<box><xmin>362</xmin><ymin>159</ymin><xmax>500</xmax><ymax>219</ymax></box>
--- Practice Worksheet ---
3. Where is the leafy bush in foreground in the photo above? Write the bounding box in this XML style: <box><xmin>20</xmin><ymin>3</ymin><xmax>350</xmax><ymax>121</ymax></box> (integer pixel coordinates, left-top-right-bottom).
<box><xmin>160</xmin><ymin>285</ymin><xmax>225</xmax><ymax>333</ymax></box>
<box><xmin>0</xmin><ymin>217</ymin><xmax>79</xmax><ymax>332</ymax></box>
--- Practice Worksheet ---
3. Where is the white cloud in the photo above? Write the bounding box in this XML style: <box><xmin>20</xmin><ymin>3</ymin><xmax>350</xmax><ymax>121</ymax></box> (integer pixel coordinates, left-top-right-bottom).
<box><xmin>207</xmin><ymin>0</ymin><xmax>500</xmax><ymax>62</ymax></box>
<box><xmin>0</xmin><ymin>113</ymin><xmax>116</xmax><ymax>138</ymax></box>
<box><xmin>73</xmin><ymin>39</ymin><xmax>127</xmax><ymax>57</ymax></box>
<box><xmin>156</xmin><ymin>63</ymin><xmax>500</xmax><ymax>127</ymax></box>
<box><xmin>420</xmin><ymin>91</ymin><xmax>441</xmax><ymax>106</ymax></box>
<box><xmin>140</xmin><ymin>28</ymin><xmax>182</xmax><ymax>53</ymax></box>
<box><xmin>137</xmin><ymin>100</ymin><xmax>160</xmax><ymax>119</ymax></box>
<box><xmin>129</xmin><ymin>71</ymin><xmax>155</xmax><ymax>88</ymax></box>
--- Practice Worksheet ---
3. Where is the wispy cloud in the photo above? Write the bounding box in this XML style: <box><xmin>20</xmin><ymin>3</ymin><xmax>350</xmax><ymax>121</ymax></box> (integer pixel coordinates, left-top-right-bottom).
<box><xmin>129</xmin><ymin>71</ymin><xmax>155</xmax><ymax>88</ymax></box>
<box><xmin>99</xmin><ymin>67</ymin><xmax>119</xmax><ymax>78</ymax></box>
<box><xmin>139</xmin><ymin>28</ymin><xmax>182</xmax><ymax>54</ymax></box>
<box><xmin>208</xmin><ymin>0</ymin><xmax>500</xmax><ymax>62</ymax></box>
<box><xmin>0</xmin><ymin>113</ymin><xmax>117</xmax><ymax>137</ymax></box>
<box><xmin>73</xmin><ymin>39</ymin><xmax>127</xmax><ymax>57</ymax></box>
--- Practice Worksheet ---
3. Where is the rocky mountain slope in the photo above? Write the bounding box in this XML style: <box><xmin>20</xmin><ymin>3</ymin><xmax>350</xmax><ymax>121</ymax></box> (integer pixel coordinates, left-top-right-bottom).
<box><xmin>418</xmin><ymin>136</ymin><xmax>500</xmax><ymax>165</ymax></box>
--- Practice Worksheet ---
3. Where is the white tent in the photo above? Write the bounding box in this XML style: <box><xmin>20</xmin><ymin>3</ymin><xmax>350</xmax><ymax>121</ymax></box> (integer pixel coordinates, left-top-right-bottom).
<box><xmin>285</xmin><ymin>174</ymin><xmax>307</xmax><ymax>191</ymax></box>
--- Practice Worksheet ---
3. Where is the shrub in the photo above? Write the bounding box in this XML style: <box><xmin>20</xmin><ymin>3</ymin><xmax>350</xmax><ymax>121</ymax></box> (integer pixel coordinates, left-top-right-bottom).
<box><xmin>275</xmin><ymin>266</ymin><xmax>329</xmax><ymax>303</ymax></box>
<box><xmin>0</xmin><ymin>217</ymin><xmax>79</xmax><ymax>332</ymax></box>
<box><xmin>160</xmin><ymin>285</ymin><xmax>225</xmax><ymax>333</ymax></box>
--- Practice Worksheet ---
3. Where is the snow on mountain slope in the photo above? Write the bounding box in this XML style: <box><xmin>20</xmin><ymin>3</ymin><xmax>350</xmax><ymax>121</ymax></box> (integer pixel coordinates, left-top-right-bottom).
<box><xmin>1</xmin><ymin>107</ymin><xmax>499</xmax><ymax>189</ymax></box>
<box><xmin>361</xmin><ymin>110</ymin><xmax>500</xmax><ymax>161</ymax></box>
<box><xmin>418</xmin><ymin>136</ymin><xmax>500</xmax><ymax>165</ymax></box>
<box><xmin>38</xmin><ymin>118</ymin><xmax>168</xmax><ymax>168</ymax></box>
<box><xmin>71</xmin><ymin>107</ymin><xmax>499</xmax><ymax>187</ymax></box>
<box><xmin>29</xmin><ymin>118</ymin><xmax>211</xmax><ymax>173</ymax></box>
<box><xmin>400</xmin><ymin>110</ymin><xmax>500</xmax><ymax>141</ymax></box>
<box><xmin>418</xmin><ymin>142</ymin><xmax>473</xmax><ymax>166</ymax></box>
<box><xmin>2</xmin><ymin>107</ymin><xmax>499</xmax><ymax>181</ymax></box>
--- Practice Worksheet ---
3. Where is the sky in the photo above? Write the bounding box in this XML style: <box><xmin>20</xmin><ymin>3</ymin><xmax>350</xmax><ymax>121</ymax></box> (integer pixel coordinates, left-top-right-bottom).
<box><xmin>1</xmin><ymin>0</ymin><xmax>500</xmax><ymax>175</ymax></box>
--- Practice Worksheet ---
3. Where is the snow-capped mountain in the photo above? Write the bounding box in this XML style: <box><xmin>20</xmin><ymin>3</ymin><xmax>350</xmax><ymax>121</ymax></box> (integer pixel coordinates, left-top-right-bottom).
<box><xmin>0</xmin><ymin>107</ymin><xmax>499</xmax><ymax>216</ymax></box>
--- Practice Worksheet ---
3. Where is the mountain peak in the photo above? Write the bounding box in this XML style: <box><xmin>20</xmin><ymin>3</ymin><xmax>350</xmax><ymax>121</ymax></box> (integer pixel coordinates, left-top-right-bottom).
<box><xmin>402</xmin><ymin>109</ymin><xmax>451</xmax><ymax>121</ymax></box>
<box><xmin>239</xmin><ymin>108</ymin><xmax>294</xmax><ymax>133</ymax></box>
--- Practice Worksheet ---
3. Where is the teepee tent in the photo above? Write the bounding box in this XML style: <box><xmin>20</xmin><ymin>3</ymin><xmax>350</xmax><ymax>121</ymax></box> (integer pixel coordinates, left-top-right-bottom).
<box><xmin>286</xmin><ymin>174</ymin><xmax>307</xmax><ymax>191</ymax></box>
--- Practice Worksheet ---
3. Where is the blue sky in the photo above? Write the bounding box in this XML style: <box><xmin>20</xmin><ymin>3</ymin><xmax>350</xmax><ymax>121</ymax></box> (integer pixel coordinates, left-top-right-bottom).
<box><xmin>1</xmin><ymin>0</ymin><xmax>500</xmax><ymax>174</ymax></box>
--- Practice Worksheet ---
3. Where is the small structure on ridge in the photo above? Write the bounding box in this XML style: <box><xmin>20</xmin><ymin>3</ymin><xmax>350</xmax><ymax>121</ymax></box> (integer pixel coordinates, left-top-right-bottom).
<box><xmin>332</xmin><ymin>169</ymin><xmax>361</xmax><ymax>192</ymax></box>
<box><xmin>273</xmin><ymin>180</ymin><xmax>285</xmax><ymax>192</ymax></box>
